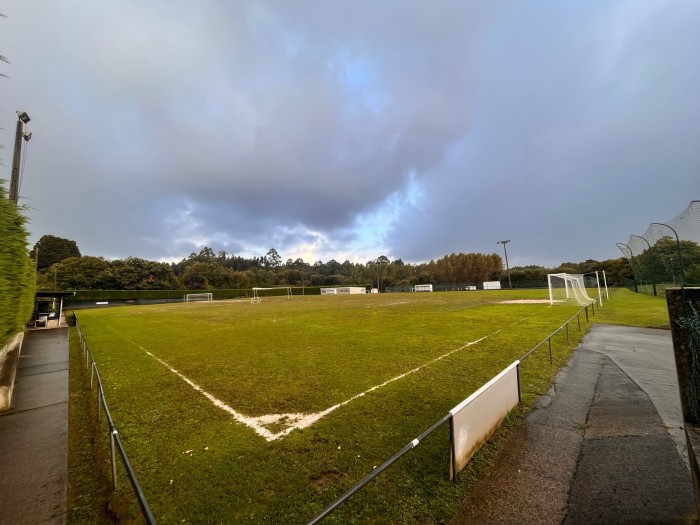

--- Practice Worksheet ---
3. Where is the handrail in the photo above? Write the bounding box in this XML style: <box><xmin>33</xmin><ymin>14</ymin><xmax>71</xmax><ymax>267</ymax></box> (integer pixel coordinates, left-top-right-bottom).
<box><xmin>73</xmin><ymin>313</ymin><xmax>157</xmax><ymax>525</ymax></box>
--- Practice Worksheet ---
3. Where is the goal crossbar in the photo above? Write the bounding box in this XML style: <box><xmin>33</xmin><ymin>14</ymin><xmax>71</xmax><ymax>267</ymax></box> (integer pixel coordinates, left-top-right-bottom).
<box><xmin>184</xmin><ymin>293</ymin><xmax>213</xmax><ymax>303</ymax></box>
<box><xmin>547</xmin><ymin>273</ymin><xmax>595</xmax><ymax>306</ymax></box>
<box><xmin>251</xmin><ymin>287</ymin><xmax>293</xmax><ymax>303</ymax></box>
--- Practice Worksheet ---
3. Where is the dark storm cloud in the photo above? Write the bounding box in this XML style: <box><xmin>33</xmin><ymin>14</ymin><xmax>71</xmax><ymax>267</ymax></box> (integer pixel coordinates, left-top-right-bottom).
<box><xmin>1</xmin><ymin>1</ymin><xmax>697</xmax><ymax>265</ymax></box>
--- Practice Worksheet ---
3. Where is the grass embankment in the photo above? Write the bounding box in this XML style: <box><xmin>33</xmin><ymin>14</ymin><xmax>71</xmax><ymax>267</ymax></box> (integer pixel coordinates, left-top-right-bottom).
<box><xmin>66</xmin><ymin>288</ymin><xmax>669</xmax><ymax>523</ymax></box>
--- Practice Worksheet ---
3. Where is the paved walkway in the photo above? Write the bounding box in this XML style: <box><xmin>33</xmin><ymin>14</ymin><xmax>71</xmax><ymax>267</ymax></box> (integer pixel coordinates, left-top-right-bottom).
<box><xmin>451</xmin><ymin>324</ymin><xmax>697</xmax><ymax>524</ymax></box>
<box><xmin>0</xmin><ymin>328</ymin><xmax>69</xmax><ymax>525</ymax></box>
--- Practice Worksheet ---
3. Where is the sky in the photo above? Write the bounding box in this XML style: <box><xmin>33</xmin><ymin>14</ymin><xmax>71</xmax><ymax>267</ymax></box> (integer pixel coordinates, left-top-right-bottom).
<box><xmin>1</xmin><ymin>1</ymin><xmax>698</xmax><ymax>268</ymax></box>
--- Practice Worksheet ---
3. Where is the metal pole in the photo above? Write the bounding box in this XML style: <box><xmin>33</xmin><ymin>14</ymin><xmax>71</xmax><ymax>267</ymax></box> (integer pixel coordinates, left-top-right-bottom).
<box><xmin>110</xmin><ymin>429</ymin><xmax>118</xmax><ymax>489</ymax></box>
<box><xmin>9</xmin><ymin>119</ymin><xmax>23</xmax><ymax>204</ymax></box>
<box><xmin>651</xmin><ymin>223</ymin><xmax>685</xmax><ymax>286</ymax></box>
<box><xmin>497</xmin><ymin>240</ymin><xmax>512</xmax><ymax>289</ymax></box>
<box><xmin>631</xmin><ymin>235</ymin><xmax>657</xmax><ymax>296</ymax></box>
<box><xmin>616</xmin><ymin>242</ymin><xmax>638</xmax><ymax>292</ymax></box>
<box><xmin>9</xmin><ymin>112</ymin><xmax>31</xmax><ymax>205</ymax></box>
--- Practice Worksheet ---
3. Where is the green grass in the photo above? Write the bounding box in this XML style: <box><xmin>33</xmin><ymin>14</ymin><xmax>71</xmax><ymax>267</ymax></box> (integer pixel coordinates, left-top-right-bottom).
<box><xmin>66</xmin><ymin>288</ymin><xmax>668</xmax><ymax>524</ymax></box>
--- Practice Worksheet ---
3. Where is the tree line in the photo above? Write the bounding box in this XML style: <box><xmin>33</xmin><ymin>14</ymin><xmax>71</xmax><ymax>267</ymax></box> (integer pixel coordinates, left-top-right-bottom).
<box><xmin>32</xmin><ymin>235</ymin><xmax>640</xmax><ymax>292</ymax></box>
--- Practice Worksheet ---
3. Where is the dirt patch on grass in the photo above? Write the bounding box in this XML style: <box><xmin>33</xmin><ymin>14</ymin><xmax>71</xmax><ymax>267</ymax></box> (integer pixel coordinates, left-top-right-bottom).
<box><xmin>310</xmin><ymin>470</ymin><xmax>339</xmax><ymax>493</ymax></box>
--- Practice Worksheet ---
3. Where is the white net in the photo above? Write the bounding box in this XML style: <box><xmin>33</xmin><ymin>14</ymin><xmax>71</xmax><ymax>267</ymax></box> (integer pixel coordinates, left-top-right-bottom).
<box><xmin>621</xmin><ymin>200</ymin><xmax>700</xmax><ymax>287</ymax></box>
<box><xmin>548</xmin><ymin>273</ymin><xmax>595</xmax><ymax>306</ymax></box>
<box><xmin>185</xmin><ymin>293</ymin><xmax>213</xmax><ymax>302</ymax></box>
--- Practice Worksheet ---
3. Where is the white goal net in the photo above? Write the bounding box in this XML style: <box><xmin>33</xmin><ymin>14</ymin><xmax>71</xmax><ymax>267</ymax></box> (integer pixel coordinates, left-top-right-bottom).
<box><xmin>548</xmin><ymin>273</ymin><xmax>595</xmax><ymax>306</ymax></box>
<box><xmin>184</xmin><ymin>293</ymin><xmax>213</xmax><ymax>303</ymax></box>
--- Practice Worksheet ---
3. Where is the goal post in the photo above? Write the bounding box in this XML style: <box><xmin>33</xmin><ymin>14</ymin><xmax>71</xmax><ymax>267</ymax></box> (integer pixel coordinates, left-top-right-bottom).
<box><xmin>184</xmin><ymin>293</ymin><xmax>213</xmax><ymax>303</ymax></box>
<box><xmin>251</xmin><ymin>287</ymin><xmax>292</xmax><ymax>303</ymax></box>
<box><xmin>547</xmin><ymin>273</ymin><xmax>595</xmax><ymax>306</ymax></box>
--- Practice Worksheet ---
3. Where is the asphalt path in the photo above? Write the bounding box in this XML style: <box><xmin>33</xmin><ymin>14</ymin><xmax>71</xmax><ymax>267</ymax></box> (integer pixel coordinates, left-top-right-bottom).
<box><xmin>451</xmin><ymin>324</ymin><xmax>696</xmax><ymax>524</ymax></box>
<box><xmin>0</xmin><ymin>328</ymin><xmax>69</xmax><ymax>525</ymax></box>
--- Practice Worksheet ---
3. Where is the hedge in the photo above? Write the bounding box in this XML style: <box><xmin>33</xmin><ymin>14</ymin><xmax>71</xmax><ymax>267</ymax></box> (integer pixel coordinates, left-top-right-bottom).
<box><xmin>65</xmin><ymin>287</ymin><xmax>348</xmax><ymax>304</ymax></box>
<box><xmin>0</xmin><ymin>187</ymin><xmax>36</xmax><ymax>347</ymax></box>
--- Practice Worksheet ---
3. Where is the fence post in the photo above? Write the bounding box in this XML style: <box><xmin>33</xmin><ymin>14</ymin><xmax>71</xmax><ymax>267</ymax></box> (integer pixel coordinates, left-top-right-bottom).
<box><xmin>548</xmin><ymin>337</ymin><xmax>553</xmax><ymax>364</ymax></box>
<box><xmin>585</xmin><ymin>306</ymin><xmax>589</xmax><ymax>323</ymax></box>
<box><xmin>90</xmin><ymin>362</ymin><xmax>95</xmax><ymax>390</ymax></box>
<box><xmin>110</xmin><ymin>428</ymin><xmax>118</xmax><ymax>489</ymax></box>
<box><xmin>566</xmin><ymin>323</ymin><xmax>570</xmax><ymax>344</ymax></box>
<box><xmin>577</xmin><ymin>313</ymin><xmax>581</xmax><ymax>331</ymax></box>
<box><xmin>97</xmin><ymin>388</ymin><xmax>101</xmax><ymax>422</ymax></box>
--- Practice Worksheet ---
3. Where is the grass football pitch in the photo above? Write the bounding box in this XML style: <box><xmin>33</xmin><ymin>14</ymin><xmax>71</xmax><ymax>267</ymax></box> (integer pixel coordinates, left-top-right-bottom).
<box><xmin>70</xmin><ymin>289</ymin><xmax>617</xmax><ymax>523</ymax></box>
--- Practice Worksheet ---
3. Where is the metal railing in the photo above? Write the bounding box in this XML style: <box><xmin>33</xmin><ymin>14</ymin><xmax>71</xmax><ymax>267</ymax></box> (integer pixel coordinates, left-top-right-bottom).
<box><xmin>306</xmin><ymin>299</ymin><xmax>600</xmax><ymax>524</ymax></box>
<box><xmin>74</xmin><ymin>313</ymin><xmax>157</xmax><ymax>525</ymax></box>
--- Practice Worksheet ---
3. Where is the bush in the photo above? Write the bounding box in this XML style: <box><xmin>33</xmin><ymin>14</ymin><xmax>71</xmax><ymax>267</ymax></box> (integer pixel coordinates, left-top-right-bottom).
<box><xmin>0</xmin><ymin>186</ymin><xmax>35</xmax><ymax>347</ymax></box>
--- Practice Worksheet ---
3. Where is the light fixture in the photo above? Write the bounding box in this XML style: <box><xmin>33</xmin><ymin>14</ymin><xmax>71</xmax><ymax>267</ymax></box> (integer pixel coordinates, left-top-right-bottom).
<box><xmin>17</xmin><ymin>111</ymin><xmax>30</xmax><ymax>123</ymax></box>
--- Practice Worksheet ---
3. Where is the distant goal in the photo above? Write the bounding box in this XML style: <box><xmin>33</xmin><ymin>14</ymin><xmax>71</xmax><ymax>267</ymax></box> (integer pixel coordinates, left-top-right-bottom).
<box><xmin>184</xmin><ymin>293</ymin><xmax>213</xmax><ymax>303</ymax></box>
<box><xmin>251</xmin><ymin>287</ymin><xmax>292</xmax><ymax>303</ymax></box>
<box><xmin>547</xmin><ymin>274</ymin><xmax>594</xmax><ymax>306</ymax></box>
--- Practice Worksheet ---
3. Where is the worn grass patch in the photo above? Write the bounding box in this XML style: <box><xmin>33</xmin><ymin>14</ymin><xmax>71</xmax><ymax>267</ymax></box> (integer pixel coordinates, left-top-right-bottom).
<box><xmin>68</xmin><ymin>289</ymin><xmax>611</xmax><ymax>523</ymax></box>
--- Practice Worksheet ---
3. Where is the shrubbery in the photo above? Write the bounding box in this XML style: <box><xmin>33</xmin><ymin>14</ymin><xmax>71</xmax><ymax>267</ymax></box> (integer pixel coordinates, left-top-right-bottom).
<box><xmin>0</xmin><ymin>185</ymin><xmax>35</xmax><ymax>347</ymax></box>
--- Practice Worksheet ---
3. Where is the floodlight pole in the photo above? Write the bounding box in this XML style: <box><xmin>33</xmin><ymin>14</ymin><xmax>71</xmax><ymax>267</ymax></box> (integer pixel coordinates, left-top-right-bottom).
<box><xmin>497</xmin><ymin>240</ymin><xmax>512</xmax><ymax>289</ymax></box>
<box><xmin>651</xmin><ymin>222</ymin><xmax>685</xmax><ymax>286</ymax></box>
<box><xmin>630</xmin><ymin>234</ymin><xmax>657</xmax><ymax>296</ymax></box>
<box><xmin>616</xmin><ymin>242</ymin><xmax>638</xmax><ymax>293</ymax></box>
<box><xmin>9</xmin><ymin>111</ymin><xmax>31</xmax><ymax>205</ymax></box>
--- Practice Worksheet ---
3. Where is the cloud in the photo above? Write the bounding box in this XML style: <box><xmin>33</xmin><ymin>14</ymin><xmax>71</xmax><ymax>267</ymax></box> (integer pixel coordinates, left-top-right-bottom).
<box><xmin>1</xmin><ymin>1</ymin><xmax>698</xmax><ymax>267</ymax></box>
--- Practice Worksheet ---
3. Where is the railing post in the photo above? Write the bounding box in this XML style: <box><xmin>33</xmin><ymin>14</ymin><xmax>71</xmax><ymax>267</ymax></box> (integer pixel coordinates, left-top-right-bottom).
<box><xmin>566</xmin><ymin>323</ymin><xmax>570</xmax><ymax>344</ymax></box>
<box><xmin>585</xmin><ymin>306</ymin><xmax>589</xmax><ymax>323</ymax></box>
<box><xmin>548</xmin><ymin>337</ymin><xmax>553</xmax><ymax>364</ymax></box>
<box><xmin>90</xmin><ymin>362</ymin><xmax>95</xmax><ymax>390</ymax></box>
<box><xmin>110</xmin><ymin>428</ymin><xmax>118</xmax><ymax>489</ymax></box>
<box><xmin>97</xmin><ymin>388</ymin><xmax>101</xmax><ymax>422</ymax></box>
<box><xmin>577</xmin><ymin>313</ymin><xmax>581</xmax><ymax>331</ymax></box>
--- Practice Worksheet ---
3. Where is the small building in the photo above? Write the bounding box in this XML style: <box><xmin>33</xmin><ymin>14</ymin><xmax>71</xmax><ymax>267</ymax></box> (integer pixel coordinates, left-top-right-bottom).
<box><xmin>321</xmin><ymin>287</ymin><xmax>367</xmax><ymax>295</ymax></box>
<box><xmin>30</xmin><ymin>291</ymin><xmax>76</xmax><ymax>329</ymax></box>
<box><xmin>483</xmin><ymin>281</ymin><xmax>502</xmax><ymax>290</ymax></box>
<box><xmin>414</xmin><ymin>284</ymin><xmax>433</xmax><ymax>292</ymax></box>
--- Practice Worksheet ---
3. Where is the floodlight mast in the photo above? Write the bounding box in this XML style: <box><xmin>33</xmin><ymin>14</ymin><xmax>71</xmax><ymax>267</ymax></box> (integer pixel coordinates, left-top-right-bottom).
<box><xmin>9</xmin><ymin>111</ymin><xmax>32</xmax><ymax>205</ymax></box>
<box><xmin>497</xmin><ymin>240</ymin><xmax>512</xmax><ymax>289</ymax></box>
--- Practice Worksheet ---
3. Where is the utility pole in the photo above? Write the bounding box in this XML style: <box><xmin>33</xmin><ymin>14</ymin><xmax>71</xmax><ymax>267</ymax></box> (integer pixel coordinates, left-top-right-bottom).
<box><xmin>497</xmin><ymin>240</ymin><xmax>512</xmax><ymax>289</ymax></box>
<box><xmin>9</xmin><ymin>111</ymin><xmax>32</xmax><ymax>205</ymax></box>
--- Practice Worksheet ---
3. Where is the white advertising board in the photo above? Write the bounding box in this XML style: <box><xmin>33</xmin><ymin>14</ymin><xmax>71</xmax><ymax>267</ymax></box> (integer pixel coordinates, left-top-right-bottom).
<box><xmin>449</xmin><ymin>361</ymin><xmax>520</xmax><ymax>480</ymax></box>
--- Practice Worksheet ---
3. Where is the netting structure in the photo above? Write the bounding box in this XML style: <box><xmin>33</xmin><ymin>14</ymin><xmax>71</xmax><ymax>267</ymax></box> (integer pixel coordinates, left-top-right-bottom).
<box><xmin>548</xmin><ymin>273</ymin><xmax>595</xmax><ymax>306</ymax></box>
<box><xmin>618</xmin><ymin>200</ymin><xmax>700</xmax><ymax>291</ymax></box>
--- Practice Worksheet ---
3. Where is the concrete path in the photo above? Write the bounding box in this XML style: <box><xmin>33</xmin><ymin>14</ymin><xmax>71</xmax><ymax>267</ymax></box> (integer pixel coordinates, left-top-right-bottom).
<box><xmin>451</xmin><ymin>324</ymin><xmax>697</xmax><ymax>524</ymax></box>
<box><xmin>0</xmin><ymin>328</ymin><xmax>69</xmax><ymax>525</ymax></box>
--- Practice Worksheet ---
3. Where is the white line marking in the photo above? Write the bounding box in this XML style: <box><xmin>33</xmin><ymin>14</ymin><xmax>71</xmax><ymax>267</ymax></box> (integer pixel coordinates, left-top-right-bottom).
<box><xmin>98</xmin><ymin>316</ymin><xmax>531</xmax><ymax>441</ymax></box>
<box><xmin>143</xmin><ymin>334</ymin><xmax>490</xmax><ymax>441</ymax></box>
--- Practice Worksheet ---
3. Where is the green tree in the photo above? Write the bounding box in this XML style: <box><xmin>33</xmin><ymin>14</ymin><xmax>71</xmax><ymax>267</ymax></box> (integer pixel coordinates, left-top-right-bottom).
<box><xmin>32</xmin><ymin>234</ymin><xmax>81</xmax><ymax>271</ymax></box>
<box><xmin>265</xmin><ymin>248</ymin><xmax>282</xmax><ymax>269</ymax></box>
<box><xmin>54</xmin><ymin>256</ymin><xmax>110</xmax><ymax>289</ymax></box>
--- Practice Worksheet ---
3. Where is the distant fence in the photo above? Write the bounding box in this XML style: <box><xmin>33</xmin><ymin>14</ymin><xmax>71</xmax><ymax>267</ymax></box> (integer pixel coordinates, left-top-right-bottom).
<box><xmin>73</xmin><ymin>313</ymin><xmax>157</xmax><ymax>525</ymax></box>
<box><xmin>307</xmin><ymin>299</ymin><xmax>600</xmax><ymax>524</ymax></box>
